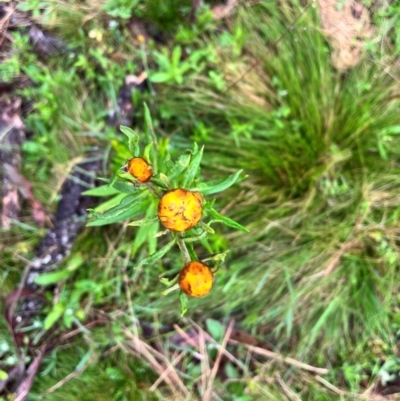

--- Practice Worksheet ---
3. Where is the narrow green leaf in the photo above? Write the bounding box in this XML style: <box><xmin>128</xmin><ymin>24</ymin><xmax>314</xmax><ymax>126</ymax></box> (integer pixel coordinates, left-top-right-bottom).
<box><xmin>127</xmin><ymin>216</ymin><xmax>158</xmax><ymax>227</ymax></box>
<box><xmin>191</xmin><ymin>170</ymin><xmax>244</xmax><ymax>195</ymax></box>
<box><xmin>187</xmin><ymin>242</ymin><xmax>198</xmax><ymax>261</ymax></box>
<box><xmin>159</xmin><ymin>173</ymin><xmax>172</xmax><ymax>189</ymax></box>
<box><xmin>180</xmin><ymin>292</ymin><xmax>188</xmax><ymax>317</ymax></box>
<box><xmin>143</xmin><ymin>103</ymin><xmax>157</xmax><ymax>144</ymax></box>
<box><xmin>87</xmin><ymin>201</ymin><xmax>149</xmax><ymax>227</ymax></box>
<box><xmin>82</xmin><ymin>185</ymin><xmax>120</xmax><ymax>197</ymax></box>
<box><xmin>150</xmin><ymin>177</ymin><xmax>169</xmax><ymax>190</ymax></box>
<box><xmin>172</xmin><ymin>45</ymin><xmax>182</xmax><ymax>67</ymax></box>
<box><xmin>167</xmin><ymin>153</ymin><xmax>191</xmax><ymax>184</ymax></box>
<box><xmin>161</xmin><ymin>282</ymin><xmax>180</xmax><ymax>295</ymax></box>
<box><xmin>308</xmin><ymin>300</ymin><xmax>338</xmax><ymax>347</ymax></box>
<box><xmin>107</xmin><ymin>174</ymin><xmax>119</xmax><ymax>189</ymax></box>
<box><xmin>208</xmin><ymin>208</ymin><xmax>249</xmax><ymax>232</ymax></box>
<box><xmin>143</xmin><ymin>142</ymin><xmax>153</xmax><ymax>163</ymax></box>
<box><xmin>91</xmin><ymin>193</ymin><xmax>126</xmax><ymax>214</ymax></box>
<box><xmin>182</xmin><ymin>231</ymin><xmax>207</xmax><ymax>243</ymax></box>
<box><xmin>149</xmin><ymin>71</ymin><xmax>172</xmax><ymax>83</ymax></box>
<box><xmin>120</xmin><ymin>125</ymin><xmax>140</xmax><ymax>156</ymax></box>
<box><xmin>136</xmin><ymin>239</ymin><xmax>175</xmax><ymax>268</ymax></box>
<box><xmin>86</xmin><ymin>192</ymin><xmax>149</xmax><ymax>227</ymax></box>
<box><xmin>132</xmin><ymin>203</ymin><xmax>159</xmax><ymax>254</ymax></box>
<box><xmin>199</xmin><ymin>221</ymin><xmax>215</xmax><ymax>234</ymax></box>
<box><xmin>35</xmin><ymin>270</ymin><xmax>72</xmax><ymax>286</ymax></box>
<box><xmin>112</xmin><ymin>178</ymin><xmax>142</xmax><ymax>194</ymax></box>
<box><xmin>143</xmin><ymin>104</ymin><xmax>158</xmax><ymax>171</ymax></box>
<box><xmin>67</xmin><ymin>253</ymin><xmax>84</xmax><ymax>272</ymax></box>
<box><xmin>44</xmin><ymin>302</ymin><xmax>66</xmax><ymax>330</ymax></box>
<box><xmin>181</xmin><ymin>145</ymin><xmax>204</xmax><ymax>188</ymax></box>
<box><xmin>75</xmin><ymin>350</ymin><xmax>92</xmax><ymax>371</ymax></box>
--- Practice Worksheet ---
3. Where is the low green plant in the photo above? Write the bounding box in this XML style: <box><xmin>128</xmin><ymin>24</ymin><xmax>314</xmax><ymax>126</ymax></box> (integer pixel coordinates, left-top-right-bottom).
<box><xmin>34</xmin><ymin>106</ymin><xmax>247</xmax><ymax>322</ymax></box>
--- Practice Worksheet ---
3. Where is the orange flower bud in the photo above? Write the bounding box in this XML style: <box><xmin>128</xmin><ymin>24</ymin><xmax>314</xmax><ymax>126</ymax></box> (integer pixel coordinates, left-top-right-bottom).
<box><xmin>157</xmin><ymin>189</ymin><xmax>202</xmax><ymax>232</ymax></box>
<box><xmin>126</xmin><ymin>157</ymin><xmax>152</xmax><ymax>183</ymax></box>
<box><xmin>179</xmin><ymin>261</ymin><xmax>214</xmax><ymax>297</ymax></box>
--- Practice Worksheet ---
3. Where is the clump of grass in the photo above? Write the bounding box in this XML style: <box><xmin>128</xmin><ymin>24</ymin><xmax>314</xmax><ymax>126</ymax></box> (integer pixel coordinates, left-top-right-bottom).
<box><xmin>145</xmin><ymin>0</ymin><xmax>400</xmax><ymax>378</ymax></box>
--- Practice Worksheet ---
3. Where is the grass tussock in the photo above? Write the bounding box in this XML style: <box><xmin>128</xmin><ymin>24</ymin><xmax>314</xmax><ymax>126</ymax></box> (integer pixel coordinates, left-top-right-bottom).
<box><xmin>146</xmin><ymin>0</ymin><xmax>400</xmax><ymax>377</ymax></box>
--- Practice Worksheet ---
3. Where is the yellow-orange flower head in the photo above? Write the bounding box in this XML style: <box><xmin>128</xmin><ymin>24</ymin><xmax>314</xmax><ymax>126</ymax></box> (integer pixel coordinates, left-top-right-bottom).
<box><xmin>157</xmin><ymin>189</ymin><xmax>202</xmax><ymax>232</ymax></box>
<box><xmin>179</xmin><ymin>261</ymin><xmax>214</xmax><ymax>297</ymax></box>
<box><xmin>127</xmin><ymin>157</ymin><xmax>152</xmax><ymax>183</ymax></box>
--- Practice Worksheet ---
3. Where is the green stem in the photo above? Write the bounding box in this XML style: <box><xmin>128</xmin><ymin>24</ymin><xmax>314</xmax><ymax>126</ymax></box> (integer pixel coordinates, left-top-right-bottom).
<box><xmin>145</xmin><ymin>182</ymin><xmax>161</xmax><ymax>198</ymax></box>
<box><xmin>176</xmin><ymin>234</ymin><xmax>191</xmax><ymax>264</ymax></box>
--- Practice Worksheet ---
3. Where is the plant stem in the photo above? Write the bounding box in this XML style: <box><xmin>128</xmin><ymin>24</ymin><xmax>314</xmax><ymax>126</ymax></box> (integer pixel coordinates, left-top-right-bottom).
<box><xmin>176</xmin><ymin>234</ymin><xmax>191</xmax><ymax>264</ymax></box>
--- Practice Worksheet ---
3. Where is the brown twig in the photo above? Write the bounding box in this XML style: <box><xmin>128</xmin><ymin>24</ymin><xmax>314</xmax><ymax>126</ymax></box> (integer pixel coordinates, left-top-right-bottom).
<box><xmin>203</xmin><ymin>320</ymin><xmax>235</xmax><ymax>401</ymax></box>
<box><xmin>228</xmin><ymin>339</ymin><xmax>329</xmax><ymax>375</ymax></box>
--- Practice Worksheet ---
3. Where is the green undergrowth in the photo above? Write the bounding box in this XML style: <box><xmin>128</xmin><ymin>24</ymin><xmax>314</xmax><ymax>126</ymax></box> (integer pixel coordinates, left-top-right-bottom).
<box><xmin>3</xmin><ymin>0</ymin><xmax>400</xmax><ymax>400</ymax></box>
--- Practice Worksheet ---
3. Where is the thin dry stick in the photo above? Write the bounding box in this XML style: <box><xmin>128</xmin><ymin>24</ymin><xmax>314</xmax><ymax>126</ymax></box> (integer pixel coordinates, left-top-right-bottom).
<box><xmin>154</xmin><ymin>340</ymin><xmax>190</xmax><ymax>398</ymax></box>
<box><xmin>203</xmin><ymin>320</ymin><xmax>235</xmax><ymax>401</ymax></box>
<box><xmin>121</xmin><ymin>331</ymin><xmax>178</xmax><ymax>393</ymax></box>
<box><xmin>43</xmin><ymin>354</ymin><xmax>93</xmax><ymax>396</ymax></box>
<box><xmin>0</xmin><ymin>6</ymin><xmax>14</xmax><ymax>47</ymax></box>
<box><xmin>124</xmin><ymin>329</ymin><xmax>190</xmax><ymax>396</ymax></box>
<box><xmin>198</xmin><ymin>327</ymin><xmax>209</xmax><ymax>398</ymax></box>
<box><xmin>275</xmin><ymin>373</ymin><xmax>302</xmax><ymax>401</ymax></box>
<box><xmin>149</xmin><ymin>351</ymin><xmax>187</xmax><ymax>392</ymax></box>
<box><xmin>143</xmin><ymin>341</ymin><xmax>189</xmax><ymax>396</ymax></box>
<box><xmin>315</xmin><ymin>375</ymin><xmax>346</xmax><ymax>397</ymax></box>
<box><xmin>174</xmin><ymin>323</ymin><xmax>246</xmax><ymax>373</ymax></box>
<box><xmin>310</xmin><ymin>239</ymin><xmax>360</xmax><ymax>279</ymax></box>
<box><xmin>228</xmin><ymin>339</ymin><xmax>329</xmax><ymax>375</ymax></box>
<box><xmin>173</xmin><ymin>324</ymin><xmax>199</xmax><ymax>348</ymax></box>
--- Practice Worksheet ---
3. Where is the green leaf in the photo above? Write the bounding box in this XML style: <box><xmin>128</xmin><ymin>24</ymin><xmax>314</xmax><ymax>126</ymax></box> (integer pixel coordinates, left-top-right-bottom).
<box><xmin>180</xmin><ymin>291</ymin><xmax>188</xmax><ymax>317</ymax></box>
<box><xmin>181</xmin><ymin>145</ymin><xmax>204</xmax><ymax>188</ymax></box>
<box><xmin>82</xmin><ymin>185</ymin><xmax>120</xmax><ymax>197</ymax></box>
<box><xmin>112</xmin><ymin>178</ymin><xmax>142</xmax><ymax>193</ymax></box>
<box><xmin>191</xmin><ymin>170</ymin><xmax>244</xmax><ymax>195</ymax></box>
<box><xmin>158</xmin><ymin>173</ymin><xmax>172</xmax><ymax>189</ymax></box>
<box><xmin>208</xmin><ymin>207</ymin><xmax>249</xmax><ymax>232</ymax></box>
<box><xmin>182</xmin><ymin>231</ymin><xmax>207</xmax><ymax>243</ymax></box>
<box><xmin>149</xmin><ymin>71</ymin><xmax>172</xmax><ymax>83</ymax></box>
<box><xmin>172</xmin><ymin>46</ymin><xmax>182</xmax><ymax>67</ymax></box>
<box><xmin>143</xmin><ymin>103</ymin><xmax>158</xmax><ymax>171</ymax></box>
<box><xmin>127</xmin><ymin>216</ymin><xmax>158</xmax><ymax>227</ymax></box>
<box><xmin>67</xmin><ymin>253</ymin><xmax>84</xmax><ymax>272</ymax></box>
<box><xmin>35</xmin><ymin>270</ymin><xmax>72</xmax><ymax>286</ymax></box>
<box><xmin>132</xmin><ymin>203</ymin><xmax>159</xmax><ymax>254</ymax></box>
<box><xmin>44</xmin><ymin>302</ymin><xmax>66</xmax><ymax>330</ymax></box>
<box><xmin>187</xmin><ymin>242</ymin><xmax>198</xmax><ymax>261</ymax></box>
<box><xmin>225</xmin><ymin>363</ymin><xmax>239</xmax><ymax>380</ymax></box>
<box><xmin>167</xmin><ymin>153</ymin><xmax>191</xmax><ymax>184</ymax></box>
<box><xmin>86</xmin><ymin>192</ymin><xmax>149</xmax><ymax>227</ymax></box>
<box><xmin>206</xmin><ymin>318</ymin><xmax>225</xmax><ymax>342</ymax></box>
<box><xmin>120</xmin><ymin>125</ymin><xmax>140</xmax><ymax>157</ymax></box>
<box><xmin>143</xmin><ymin>142</ymin><xmax>153</xmax><ymax>164</ymax></box>
<box><xmin>91</xmin><ymin>193</ymin><xmax>126</xmax><ymax>213</ymax></box>
<box><xmin>75</xmin><ymin>350</ymin><xmax>92</xmax><ymax>371</ymax></box>
<box><xmin>150</xmin><ymin>177</ymin><xmax>169</xmax><ymax>190</ymax></box>
<box><xmin>199</xmin><ymin>221</ymin><xmax>215</xmax><ymax>234</ymax></box>
<box><xmin>136</xmin><ymin>239</ymin><xmax>175</xmax><ymax>268</ymax></box>
<box><xmin>0</xmin><ymin>370</ymin><xmax>8</xmax><ymax>381</ymax></box>
<box><xmin>143</xmin><ymin>103</ymin><xmax>157</xmax><ymax>144</ymax></box>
